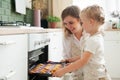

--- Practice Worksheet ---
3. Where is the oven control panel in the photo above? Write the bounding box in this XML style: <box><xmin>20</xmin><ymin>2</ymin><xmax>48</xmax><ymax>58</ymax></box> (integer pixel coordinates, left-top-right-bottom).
<box><xmin>28</xmin><ymin>33</ymin><xmax>50</xmax><ymax>52</ymax></box>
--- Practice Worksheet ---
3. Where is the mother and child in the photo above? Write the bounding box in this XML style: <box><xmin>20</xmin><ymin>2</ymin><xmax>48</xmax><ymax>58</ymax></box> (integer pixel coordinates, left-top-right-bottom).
<box><xmin>52</xmin><ymin>4</ymin><xmax>112</xmax><ymax>80</ymax></box>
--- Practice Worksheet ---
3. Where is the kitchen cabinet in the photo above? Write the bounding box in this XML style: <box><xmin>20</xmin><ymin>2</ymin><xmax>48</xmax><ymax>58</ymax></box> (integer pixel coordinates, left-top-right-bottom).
<box><xmin>26</xmin><ymin>0</ymin><xmax>32</xmax><ymax>9</ymax></box>
<box><xmin>0</xmin><ymin>34</ymin><xmax>28</xmax><ymax>80</ymax></box>
<box><xmin>104</xmin><ymin>31</ymin><xmax>120</xmax><ymax>78</ymax></box>
<box><xmin>15</xmin><ymin>0</ymin><xmax>26</xmax><ymax>14</ymax></box>
<box><xmin>48</xmin><ymin>31</ymin><xmax>63</xmax><ymax>62</ymax></box>
<box><xmin>48</xmin><ymin>31</ymin><xmax>64</xmax><ymax>80</ymax></box>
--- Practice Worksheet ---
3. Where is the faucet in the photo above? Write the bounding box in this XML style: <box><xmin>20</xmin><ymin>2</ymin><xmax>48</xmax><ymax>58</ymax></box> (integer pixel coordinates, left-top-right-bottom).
<box><xmin>16</xmin><ymin>21</ymin><xmax>26</xmax><ymax>26</ymax></box>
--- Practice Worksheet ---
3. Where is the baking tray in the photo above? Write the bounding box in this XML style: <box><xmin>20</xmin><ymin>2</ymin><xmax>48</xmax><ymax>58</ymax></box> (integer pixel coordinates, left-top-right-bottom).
<box><xmin>29</xmin><ymin>62</ymin><xmax>67</xmax><ymax>77</ymax></box>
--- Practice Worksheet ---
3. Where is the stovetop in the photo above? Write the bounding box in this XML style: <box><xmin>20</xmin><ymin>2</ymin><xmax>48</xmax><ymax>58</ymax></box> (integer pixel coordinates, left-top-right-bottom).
<box><xmin>0</xmin><ymin>21</ymin><xmax>26</xmax><ymax>26</ymax></box>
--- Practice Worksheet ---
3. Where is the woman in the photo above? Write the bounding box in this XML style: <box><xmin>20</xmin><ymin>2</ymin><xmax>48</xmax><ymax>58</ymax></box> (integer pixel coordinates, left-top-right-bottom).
<box><xmin>61</xmin><ymin>5</ymin><xmax>89</xmax><ymax>80</ymax></box>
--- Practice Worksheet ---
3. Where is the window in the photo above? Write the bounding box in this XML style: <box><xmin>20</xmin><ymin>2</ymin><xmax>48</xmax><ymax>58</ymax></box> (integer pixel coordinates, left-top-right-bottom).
<box><xmin>72</xmin><ymin>0</ymin><xmax>105</xmax><ymax>10</ymax></box>
<box><xmin>72</xmin><ymin>0</ymin><xmax>120</xmax><ymax>21</ymax></box>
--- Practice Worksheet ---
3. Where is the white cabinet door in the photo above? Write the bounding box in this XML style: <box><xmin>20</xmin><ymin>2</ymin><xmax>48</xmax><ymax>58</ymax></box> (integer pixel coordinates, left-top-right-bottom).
<box><xmin>0</xmin><ymin>34</ymin><xmax>28</xmax><ymax>80</ymax></box>
<box><xmin>48</xmin><ymin>31</ymin><xmax>63</xmax><ymax>62</ymax></box>
<box><xmin>48</xmin><ymin>31</ymin><xmax>64</xmax><ymax>80</ymax></box>
<box><xmin>104</xmin><ymin>41</ymin><xmax>120</xmax><ymax>78</ymax></box>
<box><xmin>104</xmin><ymin>31</ymin><xmax>120</xmax><ymax>41</ymax></box>
<box><xmin>104</xmin><ymin>31</ymin><xmax>120</xmax><ymax>78</ymax></box>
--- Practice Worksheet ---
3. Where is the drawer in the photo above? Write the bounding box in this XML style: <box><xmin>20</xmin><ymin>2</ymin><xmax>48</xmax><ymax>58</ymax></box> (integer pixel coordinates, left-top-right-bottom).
<box><xmin>105</xmin><ymin>41</ymin><xmax>120</xmax><ymax>45</ymax></box>
<box><xmin>28</xmin><ymin>33</ymin><xmax>50</xmax><ymax>51</ymax></box>
<box><xmin>104</xmin><ymin>31</ymin><xmax>120</xmax><ymax>41</ymax></box>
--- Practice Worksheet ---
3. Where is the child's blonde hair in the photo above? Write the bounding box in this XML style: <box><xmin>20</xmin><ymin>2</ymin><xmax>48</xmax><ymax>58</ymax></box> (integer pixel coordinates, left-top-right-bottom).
<box><xmin>81</xmin><ymin>5</ymin><xmax>105</xmax><ymax>25</ymax></box>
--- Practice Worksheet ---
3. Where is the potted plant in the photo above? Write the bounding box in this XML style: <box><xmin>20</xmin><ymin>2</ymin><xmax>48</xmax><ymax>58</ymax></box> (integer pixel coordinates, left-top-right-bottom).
<box><xmin>47</xmin><ymin>16</ymin><xmax>60</xmax><ymax>28</ymax></box>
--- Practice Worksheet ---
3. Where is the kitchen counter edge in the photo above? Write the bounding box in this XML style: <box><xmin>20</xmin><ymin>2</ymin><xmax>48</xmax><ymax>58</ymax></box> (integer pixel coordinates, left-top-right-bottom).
<box><xmin>0</xmin><ymin>28</ymin><xmax>63</xmax><ymax>35</ymax></box>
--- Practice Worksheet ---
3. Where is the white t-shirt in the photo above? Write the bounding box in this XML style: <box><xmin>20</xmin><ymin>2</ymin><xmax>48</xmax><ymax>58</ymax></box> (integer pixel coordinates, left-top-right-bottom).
<box><xmin>82</xmin><ymin>32</ymin><xmax>107</xmax><ymax>80</ymax></box>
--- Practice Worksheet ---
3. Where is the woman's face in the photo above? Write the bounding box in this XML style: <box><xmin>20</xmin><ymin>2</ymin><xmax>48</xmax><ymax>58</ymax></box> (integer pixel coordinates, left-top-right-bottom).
<box><xmin>63</xmin><ymin>16</ymin><xmax>81</xmax><ymax>34</ymax></box>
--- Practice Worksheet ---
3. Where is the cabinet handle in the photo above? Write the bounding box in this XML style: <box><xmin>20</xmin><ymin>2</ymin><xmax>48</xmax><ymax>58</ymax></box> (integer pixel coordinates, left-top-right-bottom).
<box><xmin>6</xmin><ymin>71</ymin><xmax>15</xmax><ymax>79</ymax></box>
<box><xmin>0</xmin><ymin>76</ymin><xmax>6</xmax><ymax>80</ymax></box>
<box><xmin>0</xmin><ymin>41</ymin><xmax>16</xmax><ymax>45</ymax></box>
<box><xmin>0</xmin><ymin>71</ymin><xmax>15</xmax><ymax>80</ymax></box>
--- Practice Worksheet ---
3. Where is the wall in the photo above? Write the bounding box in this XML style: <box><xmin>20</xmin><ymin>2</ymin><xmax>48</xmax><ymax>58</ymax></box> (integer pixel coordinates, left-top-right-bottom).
<box><xmin>0</xmin><ymin>0</ymin><xmax>33</xmax><ymax>25</ymax></box>
<box><xmin>48</xmin><ymin>0</ymin><xmax>72</xmax><ymax>28</ymax></box>
<box><xmin>0</xmin><ymin>0</ymin><xmax>72</xmax><ymax>27</ymax></box>
<box><xmin>52</xmin><ymin>0</ymin><xmax>72</xmax><ymax>17</ymax></box>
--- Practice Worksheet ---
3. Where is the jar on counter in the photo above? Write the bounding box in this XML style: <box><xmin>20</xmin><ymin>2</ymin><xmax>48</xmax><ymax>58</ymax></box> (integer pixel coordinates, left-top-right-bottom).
<box><xmin>117</xmin><ymin>17</ymin><xmax>120</xmax><ymax>29</ymax></box>
<box><xmin>108</xmin><ymin>20</ymin><xmax>113</xmax><ymax>29</ymax></box>
<box><xmin>112</xmin><ymin>23</ymin><xmax>117</xmax><ymax>29</ymax></box>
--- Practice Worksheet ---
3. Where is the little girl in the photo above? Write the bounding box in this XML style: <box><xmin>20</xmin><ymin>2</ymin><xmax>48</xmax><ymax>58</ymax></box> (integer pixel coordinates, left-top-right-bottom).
<box><xmin>53</xmin><ymin>5</ymin><xmax>111</xmax><ymax>80</ymax></box>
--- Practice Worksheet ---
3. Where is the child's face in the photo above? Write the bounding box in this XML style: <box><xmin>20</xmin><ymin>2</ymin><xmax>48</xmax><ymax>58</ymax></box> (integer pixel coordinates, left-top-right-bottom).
<box><xmin>63</xmin><ymin>16</ymin><xmax>82</xmax><ymax>34</ymax></box>
<box><xmin>80</xmin><ymin>15</ymin><xmax>92</xmax><ymax>33</ymax></box>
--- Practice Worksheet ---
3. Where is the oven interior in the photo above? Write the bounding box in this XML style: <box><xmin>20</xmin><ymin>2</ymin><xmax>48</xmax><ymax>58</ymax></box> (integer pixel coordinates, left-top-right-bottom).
<box><xmin>28</xmin><ymin>45</ymin><xmax>48</xmax><ymax>80</ymax></box>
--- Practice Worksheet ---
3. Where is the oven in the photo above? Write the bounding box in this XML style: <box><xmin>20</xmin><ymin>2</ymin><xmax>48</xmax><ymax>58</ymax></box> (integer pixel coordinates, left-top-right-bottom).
<box><xmin>28</xmin><ymin>33</ymin><xmax>50</xmax><ymax>80</ymax></box>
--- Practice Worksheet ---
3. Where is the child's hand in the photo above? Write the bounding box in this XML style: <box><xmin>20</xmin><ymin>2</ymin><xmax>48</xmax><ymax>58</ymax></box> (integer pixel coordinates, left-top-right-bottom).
<box><xmin>60</xmin><ymin>59</ymin><xmax>66</xmax><ymax>62</ymax></box>
<box><xmin>61</xmin><ymin>59</ymin><xmax>69</xmax><ymax>63</ymax></box>
<box><xmin>52</xmin><ymin>68</ymin><xmax>65</xmax><ymax>77</ymax></box>
<box><xmin>47</xmin><ymin>60</ymin><xmax>52</xmax><ymax>62</ymax></box>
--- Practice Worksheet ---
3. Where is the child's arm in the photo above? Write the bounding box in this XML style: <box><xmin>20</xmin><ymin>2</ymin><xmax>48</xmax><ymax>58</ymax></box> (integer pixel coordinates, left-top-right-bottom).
<box><xmin>66</xmin><ymin>56</ymin><xmax>80</xmax><ymax>62</ymax></box>
<box><xmin>61</xmin><ymin>56</ymin><xmax>80</xmax><ymax>63</ymax></box>
<box><xmin>53</xmin><ymin>51</ymin><xmax>92</xmax><ymax>77</ymax></box>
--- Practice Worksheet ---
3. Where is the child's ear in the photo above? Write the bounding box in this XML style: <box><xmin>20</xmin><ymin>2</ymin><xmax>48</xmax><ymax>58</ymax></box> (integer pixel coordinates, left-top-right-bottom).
<box><xmin>90</xmin><ymin>19</ymin><xmax>94</xmax><ymax>24</ymax></box>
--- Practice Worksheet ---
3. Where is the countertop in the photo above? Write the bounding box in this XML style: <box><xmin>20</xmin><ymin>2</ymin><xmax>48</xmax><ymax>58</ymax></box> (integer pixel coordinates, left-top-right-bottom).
<box><xmin>105</xmin><ymin>28</ymin><xmax>120</xmax><ymax>31</ymax></box>
<box><xmin>0</xmin><ymin>26</ymin><xmax>63</xmax><ymax>35</ymax></box>
<box><xmin>0</xmin><ymin>26</ymin><xmax>119</xmax><ymax>35</ymax></box>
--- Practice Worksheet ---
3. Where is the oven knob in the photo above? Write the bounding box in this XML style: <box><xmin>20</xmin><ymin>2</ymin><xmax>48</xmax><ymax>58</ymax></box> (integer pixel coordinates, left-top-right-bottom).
<box><xmin>34</xmin><ymin>41</ymin><xmax>41</xmax><ymax>46</ymax></box>
<box><xmin>38</xmin><ymin>42</ymin><xmax>41</xmax><ymax>45</ymax></box>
